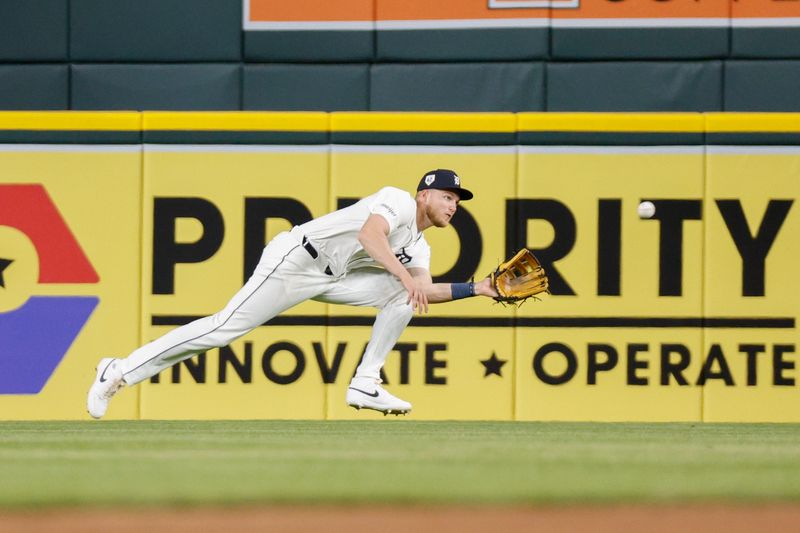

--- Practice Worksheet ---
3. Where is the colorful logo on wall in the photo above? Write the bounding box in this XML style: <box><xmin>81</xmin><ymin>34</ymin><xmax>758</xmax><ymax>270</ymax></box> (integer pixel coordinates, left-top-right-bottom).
<box><xmin>0</xmin><ymin>184</ymin><xmax>99</xmax><ymax>394</ymax></box>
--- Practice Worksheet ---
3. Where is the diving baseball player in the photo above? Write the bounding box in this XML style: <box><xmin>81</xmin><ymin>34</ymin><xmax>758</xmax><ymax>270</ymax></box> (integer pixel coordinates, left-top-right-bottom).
<box><xmin>88</xmin><ymin>169</ymin><xmax>499</xmax><ymax>418</ymax></box>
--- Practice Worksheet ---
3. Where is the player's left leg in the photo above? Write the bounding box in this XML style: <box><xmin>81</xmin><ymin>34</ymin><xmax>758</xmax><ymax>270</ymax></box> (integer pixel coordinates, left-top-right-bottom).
<box><xmin>87</xmin><ymin>232</ymin><xmax>333</xmax><ymax>419</ymax></box>
<box><xmin>315</xmin><ymin>269</ymin><xmax>414</xmax><ymax>414</ymax></box>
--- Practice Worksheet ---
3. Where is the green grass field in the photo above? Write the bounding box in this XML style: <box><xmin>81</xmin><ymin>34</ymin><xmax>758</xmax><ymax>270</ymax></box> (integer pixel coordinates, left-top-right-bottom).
<box><xmin>1</xmin><ymin>420</ymin><xmax>800</xmax><ymax>508</ymax></box>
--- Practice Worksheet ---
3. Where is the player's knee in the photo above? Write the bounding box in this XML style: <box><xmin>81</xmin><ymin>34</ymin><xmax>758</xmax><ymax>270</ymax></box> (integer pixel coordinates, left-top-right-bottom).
<box><xmin>380</xmin><ymin>299</ymin><xmax>414</xmax><ymax>322</ymax></box>
<box><xmin>208</xmin><ymin>310</ymin><xmax>260</xmax><ymax>345</ymax></box>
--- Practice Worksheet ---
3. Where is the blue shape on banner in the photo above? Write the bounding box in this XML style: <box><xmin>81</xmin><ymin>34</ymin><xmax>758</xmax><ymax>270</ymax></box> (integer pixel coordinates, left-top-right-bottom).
<box><xmin>0</xmin><ymin>296</ymin><xmax>98</xmax><ymax>394</ymax></box>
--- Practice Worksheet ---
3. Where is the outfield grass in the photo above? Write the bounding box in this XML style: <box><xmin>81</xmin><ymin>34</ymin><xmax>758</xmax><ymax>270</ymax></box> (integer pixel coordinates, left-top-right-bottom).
<box><xmin>1</xmin><ymin>421</ymin><xmax>799</xmax><ymax>507</ymax></box>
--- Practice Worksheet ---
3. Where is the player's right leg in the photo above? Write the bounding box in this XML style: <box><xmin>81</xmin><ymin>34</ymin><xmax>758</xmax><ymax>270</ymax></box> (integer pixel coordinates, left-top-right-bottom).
<box><xmin>87</xmin><ymin>232</ymin><xmax>330</xmax><ymax>419</ymax></box>
<box><xmin>345</xmin><ymin>300</ymin><xmax>414</xmax><ymax>415</ymax></box>
<box><xmin>315</xmin><ymin>269</ymin><xmax>414</xmax><ymax>415</ymax></box>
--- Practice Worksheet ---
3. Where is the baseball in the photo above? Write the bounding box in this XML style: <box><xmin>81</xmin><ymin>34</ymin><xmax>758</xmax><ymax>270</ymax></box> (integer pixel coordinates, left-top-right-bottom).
<box><xmin>638</xmin><ymin>201</ymin><xmax>656</xmax><ymax>219</ymax></box>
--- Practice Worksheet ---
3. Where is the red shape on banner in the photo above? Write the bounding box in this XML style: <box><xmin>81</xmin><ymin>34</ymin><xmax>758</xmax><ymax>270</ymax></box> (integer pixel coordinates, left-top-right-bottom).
<box><xmin>0</xmin><ymin>184</ymin><xmax>99</xmax><ymax>284</ymax></box>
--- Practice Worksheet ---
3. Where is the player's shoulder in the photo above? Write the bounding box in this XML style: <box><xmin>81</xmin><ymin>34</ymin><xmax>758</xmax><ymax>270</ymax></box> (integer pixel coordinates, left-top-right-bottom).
<box><xmin>370</xmin><ymin>186</ymin><xmax>416</xmax><ymax>212</ymax></box>
<box><xmin>376</xmin><ymin>186</ymin><xmax>413</xmax><ymax>201</ymax></box>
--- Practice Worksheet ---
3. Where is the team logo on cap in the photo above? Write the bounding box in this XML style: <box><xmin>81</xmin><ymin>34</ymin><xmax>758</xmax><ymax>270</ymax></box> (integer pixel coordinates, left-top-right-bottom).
<box><xmin>424</xmin><ymin>174</ymin><xmax>436</xmax><ymax>186</ymax></box>
<box><xmin>454</xmin><ymin>175</ymin><xmax>460</xmax><ymax>185</ymax></box>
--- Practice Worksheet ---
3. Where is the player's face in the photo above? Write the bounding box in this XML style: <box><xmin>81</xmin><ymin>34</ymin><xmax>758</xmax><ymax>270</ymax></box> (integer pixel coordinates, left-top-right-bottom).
<box><xmin>426</xmin><ymin>189</ymin><xmax>459</xmax><ymax>227</ymax></box>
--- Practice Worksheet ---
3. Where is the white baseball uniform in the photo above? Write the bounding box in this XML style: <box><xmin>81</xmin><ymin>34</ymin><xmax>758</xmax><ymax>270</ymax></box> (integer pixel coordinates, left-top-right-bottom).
<box><xmin>120</xmin><ymin>186</ymin><xmax>431</xmax><ymax>385</ymax></box>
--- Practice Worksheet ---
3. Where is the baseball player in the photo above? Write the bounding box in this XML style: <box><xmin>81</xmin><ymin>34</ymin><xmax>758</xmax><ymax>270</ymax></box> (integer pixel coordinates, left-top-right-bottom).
<box><xmin>88</xmin><ymin>169</ymin><xmax>499</xmax><ymax>418</ymax></box>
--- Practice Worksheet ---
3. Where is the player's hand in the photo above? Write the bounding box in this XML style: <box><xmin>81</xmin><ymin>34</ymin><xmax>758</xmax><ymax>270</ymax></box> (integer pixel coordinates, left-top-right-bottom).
<box><xmin>403</xmin><ymin>277</ymin><xmax>429</xmax><ymax>314</ymax></box>
<box><xmin>474</xmin><ymin>277</ymin><xmax>499</xmax><ymax>298</ymax></box>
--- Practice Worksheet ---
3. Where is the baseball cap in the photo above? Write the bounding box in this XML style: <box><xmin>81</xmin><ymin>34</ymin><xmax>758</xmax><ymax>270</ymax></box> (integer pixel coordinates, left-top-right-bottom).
<box><xmin>416</xmin><ymin>169</ymin><xmax>474</xmax><ymax>201</ymax></box>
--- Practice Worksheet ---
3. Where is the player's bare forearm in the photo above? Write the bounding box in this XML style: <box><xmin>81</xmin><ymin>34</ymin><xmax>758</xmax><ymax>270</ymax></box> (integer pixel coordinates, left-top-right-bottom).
<box><xmin>420</xmin><ymin>283</ymin><xmax>453</xmax><ymax>303</ymax></box>
<box><xmin>409</xmin><ymin>269</ymin><xmax>498</xmax><ymax>303</ymax></box>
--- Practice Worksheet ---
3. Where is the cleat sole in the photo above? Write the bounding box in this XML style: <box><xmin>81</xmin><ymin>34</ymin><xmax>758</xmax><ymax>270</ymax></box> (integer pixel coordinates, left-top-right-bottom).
<box><xmin>348</xmin><ymin>403</ymin><xmax>410</xmax><ymax>416</ymax></box>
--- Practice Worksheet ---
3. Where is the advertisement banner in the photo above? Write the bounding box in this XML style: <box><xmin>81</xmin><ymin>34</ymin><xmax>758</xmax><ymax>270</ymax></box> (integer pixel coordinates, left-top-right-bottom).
<box><xmin>1</xmin><ymin>111</ymin><xmax>797</xmax><ymax>422</ymax></box>
<box><xmin>703</xmin><ymin>147</ymin><xmax>799</xmax><ymax>422</ymax></box>
<box><xmin>138</xmin><ymin>145</ymin><xmax>331</xmax><ymax>419</ymax></box>
<box><xmin>551</xmin><ymin>0</ymin><xmax>729</xmax><ymax>26</ymax></box>
<box><xmin>732</xmin><ymin>0</ymin><xmax>800</xmax><ymax>24</ymax></box>
<box><xmin>245</xmin><ymin>0</ymin><xmax>374</xmax><ymax>30</ymax></box>
<box><xmin>0</xmin><ymin>146</ymin><xmax>142</xmax><ymax>420</ymax></box>
<box><xmin>326</xmin><ymin>146</ymin><xmax>518</xmax><ymax>420</ymax></box>
<box><xmin>243</xmin><ymin>0</ymin><xmax>795</xmax><ymax>30</ymax></box>
<box><xmin>515</xmin><ymin>147</ymin><xmax>706</xmax><ymax>421</ymax></box>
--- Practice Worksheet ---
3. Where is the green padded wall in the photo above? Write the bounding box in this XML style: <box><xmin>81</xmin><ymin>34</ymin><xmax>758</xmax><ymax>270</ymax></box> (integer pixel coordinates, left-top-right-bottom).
<box><xmin>547</xmin><ymin>61</ymin><xmax>723</xmax><ymax>112</ymax></box>
<box><xmin>370</xmin><ymin>63</ymin><xmax>544</xmax><ymax>112</ymax></box>
<box><xmin>0</xmin><ymin>1</ymin><xmax>799</xmax><ymax>113</ymax></box>
<box><xmin>376</xmin><ymin>28</ymin><xmax>548</xmax><ymax>61</ymax></box>
<box><xmin>244</xmin><ymin>32</ymin><xmax>374</xmax><ymax>63</ymax></box>
<box><xmin>731</xmin><ymin>28</ymin><xmax>800</xmax><ymax>59</ymax></box>
<box><xmin>552</xmin><ymin>28</ymin><xmax>729</xmax><ymax>60</ymax></box>
<box><xmin>70</xmin><ymin>0</ymin><xmax>241</xmax><ymax>61</ymax></box>
<box><xmin>71</xmin><ymin>65</ymin><xmax>241</xmax><ymax>110</ymax></box>
<box><xmin>0</xmin><ymin>0</ymin><xmax>68</xmax><ymax>60</ymax></box>
<box><xmin>724</xmin><ymin>60</ymin><xmax>800</xmax><ymax>111</ymax></box>
<box><xmin>0</xmin><ymin>65</ymin><xmax>69</xmax><ymax>110</ymax></box>
<box><xmin>243</xmin><ymin>65</ymin><xmax>369</xmax><ymax>111</ymax></box>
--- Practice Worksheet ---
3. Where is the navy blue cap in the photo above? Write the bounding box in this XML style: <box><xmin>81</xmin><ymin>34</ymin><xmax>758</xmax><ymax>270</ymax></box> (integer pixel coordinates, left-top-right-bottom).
<box><xmin>416</xmin><ymin>169</ymin><xmax>474</xmax><ymax>201</ymax></box>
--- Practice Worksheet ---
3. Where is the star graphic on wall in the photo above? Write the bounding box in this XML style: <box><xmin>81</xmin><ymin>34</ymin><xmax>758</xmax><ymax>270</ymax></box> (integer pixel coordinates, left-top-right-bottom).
<box><xmin>480</xmin><ymin>352</ymin><xmax>507</xmax><ymax>378</ymax></box>
<box><xmin>0</xmin><ymin>258</ymin><xmax>13</xmax><ymax>288</ymax></box>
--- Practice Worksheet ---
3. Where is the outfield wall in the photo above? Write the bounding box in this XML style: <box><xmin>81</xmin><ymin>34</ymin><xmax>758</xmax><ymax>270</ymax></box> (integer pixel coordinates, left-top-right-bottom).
<box><xmin>0</xmin><ymin>112</ymin><xmax>798</xmax><ymax>422</ymax></box>
<box><xmin>3</xmin><ymin>0</ymin><xmax>800</xmax><ymax>113</ymax></box>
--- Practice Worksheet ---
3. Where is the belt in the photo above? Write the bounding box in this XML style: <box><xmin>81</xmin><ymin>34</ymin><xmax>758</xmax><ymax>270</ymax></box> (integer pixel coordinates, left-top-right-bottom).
<box><xmin>301</xmin><ymin>236</ymin><xmax>333</xmax><ymax>276</ymax></box>
<box><xmin>301</xmin><ymin>236</ymin><xmax>318</xmax><ymax>259</ymax></box>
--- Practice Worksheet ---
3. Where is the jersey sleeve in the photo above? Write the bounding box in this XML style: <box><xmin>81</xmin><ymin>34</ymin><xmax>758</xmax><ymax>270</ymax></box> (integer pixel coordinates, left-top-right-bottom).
<box><xmin>367</xmin><ymin>187</ymin><xmax>415</xmax><ymax>233</ymax></box>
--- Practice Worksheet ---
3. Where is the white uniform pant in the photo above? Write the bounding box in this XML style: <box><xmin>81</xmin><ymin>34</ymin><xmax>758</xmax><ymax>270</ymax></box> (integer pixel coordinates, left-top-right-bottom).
<box><xmin>120</xmin><ymin>230</ymin><xmax>413</xmax><ymax>385</ymax></box>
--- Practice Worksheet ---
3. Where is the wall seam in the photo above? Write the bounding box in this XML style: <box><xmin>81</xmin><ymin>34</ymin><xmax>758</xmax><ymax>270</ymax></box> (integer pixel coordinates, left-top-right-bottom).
<box><xmin>66</xmin><ymin>0</ymin><xmax>73</xmax><ymax>109</ymax></box>
<box><xmin>136</xmin><ymin>130</ymin><xmax>145</xmax><ymax>420</ymax></box>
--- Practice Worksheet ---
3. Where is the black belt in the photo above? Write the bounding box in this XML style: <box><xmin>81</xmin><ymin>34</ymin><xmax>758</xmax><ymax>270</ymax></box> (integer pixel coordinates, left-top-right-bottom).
<box><xmin>301</xmin><ymin>236</ymin><xmax>318</xmax><ymax>259</ymax></box>
<box><xmin>301</xmin><ymin>236</ymin><xmax>333</xmax><ymax>276</ymax></box>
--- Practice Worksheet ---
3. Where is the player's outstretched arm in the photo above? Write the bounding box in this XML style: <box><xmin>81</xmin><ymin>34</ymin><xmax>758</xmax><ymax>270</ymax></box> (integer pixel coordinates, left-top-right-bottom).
<box><xmin>408</xmin><ymin>268</ymin><xmax>499</xmax><ymax>303</ymax></box>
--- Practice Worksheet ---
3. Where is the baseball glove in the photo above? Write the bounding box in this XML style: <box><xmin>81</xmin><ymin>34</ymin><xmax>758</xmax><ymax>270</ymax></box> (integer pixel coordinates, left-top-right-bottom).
<box><xmin>490</xmin><ymin>248</ymin><xmax>549</xmax><ymax>304</ymax></box>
